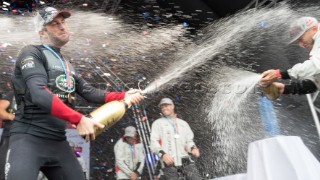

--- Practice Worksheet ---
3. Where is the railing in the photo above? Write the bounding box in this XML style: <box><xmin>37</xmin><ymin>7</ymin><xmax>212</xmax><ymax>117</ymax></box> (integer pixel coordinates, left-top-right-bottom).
<box><xmin>306</xmin><ymin>93</ymin><xmax>320</xmax><ymax>140</ymax></box>
<box><xmin>242</xmin><ymin>0</ymin><xmax>290</xmax><ymax>12</ymax></box>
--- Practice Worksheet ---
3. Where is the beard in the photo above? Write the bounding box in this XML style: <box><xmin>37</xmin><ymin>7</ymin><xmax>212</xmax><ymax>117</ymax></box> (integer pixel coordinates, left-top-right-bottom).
<box><xmin>47</xmin><ymin>31</ymin><xmax>70</xmax><ymax>47</ymax></box>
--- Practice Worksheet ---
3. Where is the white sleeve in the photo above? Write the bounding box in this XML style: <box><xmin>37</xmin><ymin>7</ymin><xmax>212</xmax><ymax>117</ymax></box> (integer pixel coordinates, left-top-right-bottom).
<box><xmin>137</xmin><ymin>144</ymin><xmax>145</xmax><ymax>174</ymax></box>
<box><xmin>185</xmin><ymin>123</ymin><xmax>196</xmax><ymax>153</ymax></box>
<box><xmin>150</xmin><ymin>121</ymin><xmax>163</xmax><ymax>155</ymax></box>
<box><xmin>288</xmin><ymin>46</ymin><xmax>320</xmax><ymax>79</ymax></box>
<box><xmin>114</xmin><ymin>141</ymin><xmax>132</xmax><ymax>176</ymax></box>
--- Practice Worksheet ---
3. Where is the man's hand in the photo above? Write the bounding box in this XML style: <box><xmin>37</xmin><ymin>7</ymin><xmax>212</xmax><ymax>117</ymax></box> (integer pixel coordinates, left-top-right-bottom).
<box><xmin>259</xmin><ymin>69</ymin><xmax>280</xmax><ymax>87</ymax></box>
<box><xmin>8</xmin><ymin>114</ymin><xmax>15</xmax><ymax>121</ymax></box>
<box><xmin>76</xmin><ymin>116</ymin><xmax>105</xmax><ymax>142</ymax></box>
<box><xmin>162</xmin><ymin>154</ymin><xmax>174</xmax><ymax>166</ymax></box>
<box><xmin>125</xmin><ymin>89</ymin><xmax>144</xmax><ymax>105</ymax></box>
<box><xmin>272</xmin><ymin>82</ymin><xmax>285</xmax><ymax>94</ymax></box>
<box><xmin>130</xmin><ymin>172</ymin><xmax>138</xmax><ymax>180</ymax></box>
<box><xmin>0</xmin><ymin>100</ymin><xmax>15</xmax><ymax>121</ymax></box>
<box><xmin>191</xmin><ymin>148</ymin><xmax>200</xmax><ymax>157</ymax></box>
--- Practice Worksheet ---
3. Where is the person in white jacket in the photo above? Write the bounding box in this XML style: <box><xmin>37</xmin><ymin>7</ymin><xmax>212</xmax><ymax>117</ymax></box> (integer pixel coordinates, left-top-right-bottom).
<box><xmin>150</xmin><ymin>98</ymin><xmax>202</xmax><ymax>180</ymax></box>
<box><xmin>260</xmin><ymin>17</ymin><xmax>320</xmax><ymax>95</ymax></box>
<box><xmin>114</xmin><ymin>126</ymin><xmax>145</xmax><ymax>180</ymax></box>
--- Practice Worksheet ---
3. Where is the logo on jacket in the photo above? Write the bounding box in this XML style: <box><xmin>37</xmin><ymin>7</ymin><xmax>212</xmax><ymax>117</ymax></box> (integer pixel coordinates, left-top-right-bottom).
<box><xmin>55</xmin><ymin>74</ymin><xmax>75</xmax><ymax>93</ymax></box>
<box><xmin>21</xmin><ymin>56</ymin><xmax>35</xmax><ymax>70</ymax></box>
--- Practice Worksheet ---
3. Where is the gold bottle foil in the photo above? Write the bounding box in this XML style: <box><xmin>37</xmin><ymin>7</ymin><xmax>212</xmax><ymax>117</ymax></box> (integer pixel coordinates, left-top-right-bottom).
<box><xmin>90</xmin><ymin>101</ymin><xmax>129</xmax><ymax>136</ymax></box>
<box><xmin>263</xmin><ymin>83</ymin><xmax>280</xmax><ymax>100</ymax></box>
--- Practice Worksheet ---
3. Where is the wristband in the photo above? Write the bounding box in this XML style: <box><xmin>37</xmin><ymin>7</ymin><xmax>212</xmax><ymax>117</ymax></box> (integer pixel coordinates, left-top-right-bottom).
<box><xmin>275</xmin><ymin>69</ymin><xmax>281</xmax><ymax>78</ymax></box>
<box><xmin>159</xmin><ymin>150</ymin><xmax>166</xmax><ymax>158</ymax></box>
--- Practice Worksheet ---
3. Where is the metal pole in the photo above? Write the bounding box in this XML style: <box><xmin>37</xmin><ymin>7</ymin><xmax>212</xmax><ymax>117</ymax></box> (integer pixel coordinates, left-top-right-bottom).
<box><xmin>306</xmin><ymin>94</ymin><xmax>320</xmax><ymax>140</ymax></box>
<box><xmin>142</xmin><ymin>104</ymin><xmax>152</xmax><ymax>136</ymax></box>
<box><xmin>138</xmin><ymin>105</ymin><xmax>157</xmax><ymax>169</ymax></box>
<box><xmin>132</xmin><ymin>105</ymin><xmax>155</xmax><ymax>180</ymax></box>
<box><xmin>255</xmin><ymin>0</ymin><xmax>259</xmax><ymax>9</ymax></box>
<box><xmin>133</xmin><ymin>105</ymin><xmax>155</xmax><ymax>174</ymax></box>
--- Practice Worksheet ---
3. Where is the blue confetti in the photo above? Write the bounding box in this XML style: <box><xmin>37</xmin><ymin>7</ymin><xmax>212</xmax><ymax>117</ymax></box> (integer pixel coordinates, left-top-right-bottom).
<box><xmin>155</xmin><ymin>16</ymin><xmax>161</xmax><ymax>21</ymax></box>
<box><xmin>260</xmin><ymin>22</ymin><xmax>267</xmax><ymax>27</ymax></box>
<box><xmin>116</xmin><ymin>86</ymin><xmax>123</xmax><ymax>91</ymax></box>
<box><xmin>175</xmin><ymin>95</ymin><xmax>182</xmax><ymax>103</ymax></box>
<box><xmin>183</xmin><ymin>22</ymin><xmax>188</xmax><ymax>27</ymax></box>
<box><xmin>143</xmin><ymin>12</ymin><xmax>149</xmax><ymax>19</ymax></box>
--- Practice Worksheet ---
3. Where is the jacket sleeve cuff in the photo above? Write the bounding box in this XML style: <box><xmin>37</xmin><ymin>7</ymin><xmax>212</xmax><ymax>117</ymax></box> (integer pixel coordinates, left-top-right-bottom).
<box><xmin>280</xmin><ymin>70</ymin><xmax>291</xmax><ymax>79</ymax></box>
<box><xmin>104</xmin><ymin>92</ymin><xmax>125</xmax><ymax>103</ymax></box>
<box><xmin>133</xmin><ymin>170</ymin><xmax>141</xmax><ymax>176</ymax></box>
<box><xmin>158</xmin><ymin>150</ymin><xmax>166</xmax><ymax>158</ymax></box>
<box><xmin>283</xmin><ymin>80</ymin><xmax>317</xmax><ymax>95</ymax></box>
<box><xmin>51</xmin><ymin>96</ymin><xmax>82</xmax><ymax>124</ymax></box>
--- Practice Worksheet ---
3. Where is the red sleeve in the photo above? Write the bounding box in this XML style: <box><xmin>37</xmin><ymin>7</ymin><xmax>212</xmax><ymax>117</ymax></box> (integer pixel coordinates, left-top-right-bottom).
<box><xmin>51</xmin><ymin>96</ymin><xmax>83</xmax><ymax>124</ymax></box>
<box><xmin>104</xmin><ymin>92</ymin><xmax>125</xmax><ymax>103</ymax></box>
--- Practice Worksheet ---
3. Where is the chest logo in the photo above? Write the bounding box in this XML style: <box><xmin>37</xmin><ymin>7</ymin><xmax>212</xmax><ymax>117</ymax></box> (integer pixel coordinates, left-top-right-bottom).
<box><xmin>55</xmin><ymin>75</ymin><xmax>75</xmax><ymax>93</ymax></box>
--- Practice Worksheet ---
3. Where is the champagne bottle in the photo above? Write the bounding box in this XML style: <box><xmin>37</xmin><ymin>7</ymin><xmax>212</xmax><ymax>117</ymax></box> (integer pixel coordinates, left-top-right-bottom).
<box><xmin>89</xmin><ymin>100</ymin><xmax>131</xmax><ymax>136</ymax></box>
<box><xmin>263</xmin><ymin>83</ymin><xmax>280</xmax><ymax>100</ymax></box>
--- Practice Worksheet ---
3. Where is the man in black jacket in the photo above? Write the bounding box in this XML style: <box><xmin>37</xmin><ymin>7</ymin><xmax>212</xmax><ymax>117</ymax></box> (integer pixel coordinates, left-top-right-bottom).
<box><xmin>6</xmin><ymin>7</ymin><xmax>144</xmax><ymax>180</ymax></box>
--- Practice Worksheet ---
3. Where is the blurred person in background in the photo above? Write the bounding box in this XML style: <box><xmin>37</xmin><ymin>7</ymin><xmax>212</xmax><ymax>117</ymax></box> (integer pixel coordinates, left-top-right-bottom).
<box><xmin>150</xmin><ymin>98</ymin><xmax>202</xmax><ymax>180</ymax></box>
<box><xmin>260</xmin><ymin>17</ymin><xmax>320</xmax><ymax>96</ymax></box>
<box><xmin>114</xmin><ymin>126</ymin><xmax>145</xmax><ymax>180</ymax></box>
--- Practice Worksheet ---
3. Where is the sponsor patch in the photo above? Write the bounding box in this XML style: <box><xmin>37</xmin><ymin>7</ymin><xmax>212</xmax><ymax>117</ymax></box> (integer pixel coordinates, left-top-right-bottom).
<box><xmin>21</xmin><ymin>56</ymin><xmax>35</xmax><ymax>70</ymax></box>
<box><xmin>55</xmin><ymin>74</ymin><xmax>75</xmax><ymax>93</ymax></box>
